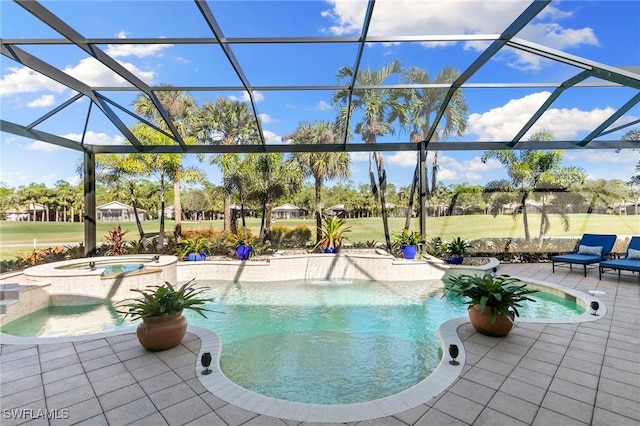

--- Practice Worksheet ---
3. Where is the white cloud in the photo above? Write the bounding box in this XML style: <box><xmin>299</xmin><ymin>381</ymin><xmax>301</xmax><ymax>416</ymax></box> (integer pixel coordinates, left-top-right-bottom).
<box><xmin>229</xmin><ymin>91</ymin><xmax>264</xmax><ymax>102</ymax></box>
<box><xmin>468</xmin><ymin>91</ymin><xmax>616</xmax><ymax>141</ymax></box>
<box><xmin>61</xmin><ymin>131</ymin><xmax>125</xmax><ymax>146</ymax></box>
<box><xmin>0</xmin><ymin>66</ymin><xmax>67</xmax><ymax>96</ymax></box>
<box><xmin>385</xmin><ymin>151</ymin><xmax>418</xmax><ymax>168</ymax></box>
<box><xmin>259</xmin><ymin>113</ymin><xmax>272</xmax><ymax>124</ymax></box>
<box><xmin>262</xmin><ymin>130</ymin><xmax>282</xmax><ymax>144</ymax></box>
<box><xmin>63</xmin><ymin>57</ymin><xmax>156</xmax><ymax>86</ymax></box>
<box><xmin>349</xmin><ymin>152</ymin><xmax>371</xmax><ymax>162</ymax></box>
<box><xmin>323</xmin><ymin>1</ymin><xmax>599</xmax><ymax>70</ymax></box>
<box><xmin>25</xmin><ymin>141</ymin><xmax>63</xmax><ymax>152</ymax></box>
<box><xmin>104</xmin><ymin>30</ymin><xmax>173</xmax><ymax>58</ymax></box>
<box><xmin>564</xmin><ymin>149</ymin><xmax>639</xmax><ymax>165</ymax></box>
<box><xmin>27</xmin><ymin>94</ymin><xmax>55</xmax><ymax>107</ymax></box>
<box><xmin>316</xmin><ymin>100</ymin><xmax>332</xmax><ymax>111</ymax></box>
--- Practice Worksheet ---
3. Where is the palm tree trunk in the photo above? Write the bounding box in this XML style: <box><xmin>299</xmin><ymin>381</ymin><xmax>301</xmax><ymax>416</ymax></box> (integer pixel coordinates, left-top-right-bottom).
<box><xmin>374</xmin><ymin>152</ymin><xmax>392</xmax><ymax>252</ymax></box>
<box><xmin>128</xmin><ymin>182</ymin><xmax>147</xmax><ymax>248</ymax></box>
<box><xmin>315</xmin><ymin>178</ymin><xmax>322</xmax><ymax>244</ymax></box>
<box><xmin>521</xmin><ymin>190</ymin><xmax>530</xmax><ymax>241</ymax></box>
<box><xmin>264</xmin><ymin>201</ymin><xmax>273</xmax><ymax>243</ymax></box>
<box><xmin>404</xmin><ymin>164</ymin><xmax>419</xmax><ymax>230</ymax></box>
<box><xmin>431</xmin><ymin>151</ymin><xmax>439</xmax><ymax>196</ymax></box>
<box><xmin>173</xmin><ymin>180</ymin><xmax>182</xmax><ymax>240</ymax></box>
<box><xmin>224</xmin><ymin>194</ymin><xmax>231</xmax><ymax>232</ymax></box>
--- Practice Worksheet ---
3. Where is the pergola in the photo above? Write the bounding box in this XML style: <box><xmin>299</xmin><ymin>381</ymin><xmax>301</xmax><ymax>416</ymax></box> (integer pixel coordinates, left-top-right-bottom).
<box><xmin>1</xmin><ymin>0</ymin><xmax>639</xmax><ymax>255</ymax></box>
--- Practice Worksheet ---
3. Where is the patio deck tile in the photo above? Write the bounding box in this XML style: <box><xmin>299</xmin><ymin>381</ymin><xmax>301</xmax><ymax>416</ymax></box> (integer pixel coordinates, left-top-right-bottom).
<box><xmin>159</xmin><ymin>395</ymin><xmax>213</xmax><ymax>426</ymax></box>
<box><xmin>1</xmin><ymin>263</ymin><xmax>639</xmax><ymax>425</ymax></box>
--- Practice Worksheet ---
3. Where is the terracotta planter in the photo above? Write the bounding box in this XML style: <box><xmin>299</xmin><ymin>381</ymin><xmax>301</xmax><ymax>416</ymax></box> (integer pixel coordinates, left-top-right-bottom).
<box><xmin>136</xmin><ymin>312</ymin><xmax>187</xmax><ymax>351</ymax></box>
<box><xmin>468</xmin><ymin>304</ymin><xmax>514</xmax><ymax>337</ymax></box>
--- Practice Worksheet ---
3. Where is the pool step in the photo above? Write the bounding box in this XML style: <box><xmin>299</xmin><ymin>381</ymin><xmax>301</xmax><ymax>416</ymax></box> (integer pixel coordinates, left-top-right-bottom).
<box><xmin>0</xmin><ymin>282</ymin><xmax>51</xmax><ymax>324</ymax></box>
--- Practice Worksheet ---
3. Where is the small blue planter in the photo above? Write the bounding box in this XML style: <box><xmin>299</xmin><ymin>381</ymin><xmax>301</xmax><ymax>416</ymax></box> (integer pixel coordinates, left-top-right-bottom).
<box><xmin>236</xmin><ymin>245</ymin><xmax>252</xmax><ymax>260</ymax></box>
<box><xmin>323</xmin><ymin>247</ymin><xmax>339</xmax><ymax>254</ymax></box>
<box><xmin>401</xmin><ymin>244</ymin><xmax>418</xmax><ymax>260</ymax></box>
<box><xmin>187</xmin><ymin>252</ymin><xmax>206</xmax><ymax>262</ymax></box>
<box><xmin>444</xmin><ymin>255</ymin><xmax>464</xmax><ymax>265</ymax></box>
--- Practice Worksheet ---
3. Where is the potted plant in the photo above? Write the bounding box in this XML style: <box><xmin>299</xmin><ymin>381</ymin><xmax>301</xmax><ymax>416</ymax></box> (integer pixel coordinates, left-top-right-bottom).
<box><xmin>393</xmin><ymin>229</ymin><xmax>422</xmax><ymax>260</ymax></box>
<box><xmin>443</xmin><ymin>237</ymin><xmax>472</xmax><ymax>264</ymax></box>
<box><xmin>116</xmin><ymin>279</ymin><xmax>214</xmax><ymax>351</ymax></box>
<box><xmin>228</xmin><ymin>229</ymin><xmax>256</xmax><ymax>260</ymax></box>
<box><xmin>178</xmin><ymin>237</ymin><xmax>210</xmax><ymax>261</ymax></box>
<box><xmin>316</xmin><ymin>216</ymin><xmax>351</xmax><ymax>253</ymax></box>
<box><xmin>443</xmin><ymin>274</ymin><xmax>537</xmax><ymax>337</ymax></box>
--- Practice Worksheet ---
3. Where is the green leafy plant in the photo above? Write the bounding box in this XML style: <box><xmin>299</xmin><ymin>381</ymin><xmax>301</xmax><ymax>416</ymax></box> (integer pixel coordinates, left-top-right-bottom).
<box><xmin>228</xmin><ymin>229</ymin><xmax>257</xmax><ymax>247</ymax></box>
<box><xmin>443</xmin><ymin>237</ymin><xmax>472</xmax><ymax>256</ymax></box>
<box><xmin>444</xmin><ymin>274</ymin><xmax>537</xmax><ymax>324</ymax></box>
<box><xmin>116</xmin><ymin>279</ymin><xmax>215</xmax><ymax>320</ymax></box>
<box><xmin>178</xmin><ymin>237</ymin><xmax>211</xmax><ymax>258</ymax></box>
<box><xmin>315</xmin><ymin>217</ymin><xmax>351</xmax><ymax>251</ymax></box>
<box><xmin>393</xmin><ymin>229</ymin><xmax>422</xmax><ymax>246</ymax></box>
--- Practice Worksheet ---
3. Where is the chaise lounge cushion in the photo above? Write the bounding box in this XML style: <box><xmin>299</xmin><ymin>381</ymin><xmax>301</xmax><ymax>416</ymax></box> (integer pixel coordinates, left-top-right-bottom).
<box><xmin>577</xmin><ymin>245</ymin><xmax>603</xmax><ymax>256</ymax></box>
<box><xmin>627</xmin><ymin>248</ymin><xmax>640</xmax><ymax>260</ymax></box>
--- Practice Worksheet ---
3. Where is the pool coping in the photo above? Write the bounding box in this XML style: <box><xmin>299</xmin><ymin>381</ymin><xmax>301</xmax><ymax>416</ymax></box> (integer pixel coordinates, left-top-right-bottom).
<box><xmin>0</xmin><ymin>275</ymin><xmax>605</xmax><ymax>422</ymax></box>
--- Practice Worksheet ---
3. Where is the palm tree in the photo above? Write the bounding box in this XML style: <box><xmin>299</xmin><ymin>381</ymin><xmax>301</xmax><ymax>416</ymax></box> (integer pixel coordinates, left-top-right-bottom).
<box><xmin>96</xmin><ymin>153</ymin><xmax>149</xmax><ymax>246</ymax></box>
<box><xmin>246</xmin><ymin>153</ymin><xmax>304</xmax><ymax>243</ymax></box>
<box><xmin>286</xmin><ymin>121</ymin><xmax>351</xmax><ymax>243</ymax></box>
<box><xmin>134</xmin><ymin>125</ymin><xmax>206</xmax><ymax>249</ymax></box>
<box><xmin>194</xmin><ymin>97</ymin><xmax>260</xmax><ymax>232</ymax></box>
<box><xmin>401</xmin><ymin>66</ymin><xmax>469</xmax><ymax>228</ymax></box>
<box><xmin>482</xmin><ymin>129</ymin><xmax>563</xmax><ymax>241</ymax></box>
<box><xmin>132</xmin><ymin>85</ymin><xmax>197</xmax><ymax>238</ymax></box>
<box><xmin>333</xmin><ymin>61</ymin><xmax>406</xmax><ymax>251</ymax></box>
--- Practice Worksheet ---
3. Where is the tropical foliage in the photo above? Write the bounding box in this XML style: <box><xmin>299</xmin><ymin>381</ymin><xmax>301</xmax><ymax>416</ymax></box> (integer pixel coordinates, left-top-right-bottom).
<box><xmin>116</xmin><ymin>279</ymin><xmax>213</xmax><ymax>320</ymax></box>
<box><xmin>444</xmin><ymin>274</ymin><xmax>538</xmax><ymax>325</ymax></box>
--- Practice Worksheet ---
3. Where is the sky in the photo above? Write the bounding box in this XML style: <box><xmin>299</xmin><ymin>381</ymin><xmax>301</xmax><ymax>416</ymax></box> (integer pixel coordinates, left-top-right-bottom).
<box><xmin>1</xmin><ymin>0</ymin><xmax>639</xmax><ymax>192</ymax></box>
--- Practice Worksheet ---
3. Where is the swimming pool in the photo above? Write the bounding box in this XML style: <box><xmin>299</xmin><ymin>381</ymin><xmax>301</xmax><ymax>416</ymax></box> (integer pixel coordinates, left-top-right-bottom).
<box><xmin>0</xmin><ymin>278</ymin><xmax>585</xmax><ymax>404</ymax></box>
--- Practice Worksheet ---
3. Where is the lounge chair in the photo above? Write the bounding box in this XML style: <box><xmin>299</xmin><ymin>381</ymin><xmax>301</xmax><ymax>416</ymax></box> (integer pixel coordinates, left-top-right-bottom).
<box><xmin>551</xmin><ymin>234</ymin><xmax>617</xmax><ymax>277</ymax></box>
<box><xmin>599</xmin><ymin>236</ymin><xmax>640</xmax><ymax>282</ymax></box>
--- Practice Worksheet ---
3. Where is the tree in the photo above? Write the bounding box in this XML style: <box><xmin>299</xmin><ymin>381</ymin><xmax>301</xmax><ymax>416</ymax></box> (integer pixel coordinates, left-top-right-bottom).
<box><xmin>481</xmin><ymin>129</ymin><xmax>563</xmax><ymax>241</ymax></box>
<box><xmin>194</xmin><ymin>97</ymin><xmax>260</xmax><ymax>232</ymax></box>
<box><xmin>246</xmin><ymin>153</ymin><xmax>304</xmax><ymax>243</ymax></box>
<box><xmin>286</xmin><ymin>121</ymin><xmax>351</xmax><ymax>243</ymax></box>
<box><xmin>96</xmin><ymin>153</ymin><xmax>149</xmax><ymax>245</ymax></box>
<box><xmin>401</xmin><ymin>66</ymin><xmax>469</xmax><ymax>227</ymax></box>
<box><xmin>133</xmin><ymin>125</ymin><xmax>205</xmax><ymax>249</ymax></box>
<box><xmin>133</xmin><ymin>85</ymin><xmax>197</xmax><ymax>238</ymax></box>
<box><xmin>333</xmin><ymin>61</ymin><xmax>406</xmax><ymax>251</ymax></box>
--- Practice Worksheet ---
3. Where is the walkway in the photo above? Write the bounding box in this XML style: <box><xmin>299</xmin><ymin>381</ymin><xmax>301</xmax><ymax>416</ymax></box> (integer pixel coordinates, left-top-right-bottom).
<box><xmin>1</xmin><ymin>263</ymin><xmax>638</xmax><ymax>425</ymax></box>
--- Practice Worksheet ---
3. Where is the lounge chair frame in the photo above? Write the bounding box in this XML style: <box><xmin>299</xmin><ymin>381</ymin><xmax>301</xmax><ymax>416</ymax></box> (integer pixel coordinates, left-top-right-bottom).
<box><xmin>551</xmin><ymin>234</ymin><xmax>618</xmax><ymax>277</ymax></box>
<box><xmin>599</xmin><ymin>237</ymin><xmax>640</xmax><ymax>282</ymax></box>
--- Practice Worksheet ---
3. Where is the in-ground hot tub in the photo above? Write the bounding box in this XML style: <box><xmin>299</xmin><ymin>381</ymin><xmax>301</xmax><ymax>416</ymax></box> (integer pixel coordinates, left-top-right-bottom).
<box><xmin>23</xmin><ymin>255</ymin><xmax>178</xmax><ymax>306</ymax></box>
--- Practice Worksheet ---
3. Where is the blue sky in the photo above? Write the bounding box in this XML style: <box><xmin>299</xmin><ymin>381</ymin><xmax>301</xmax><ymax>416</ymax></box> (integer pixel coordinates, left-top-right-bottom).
<box><xmin>1</xmin><ymin>0</ymin><xmax>639</xmax><ymax>191</ymax></box>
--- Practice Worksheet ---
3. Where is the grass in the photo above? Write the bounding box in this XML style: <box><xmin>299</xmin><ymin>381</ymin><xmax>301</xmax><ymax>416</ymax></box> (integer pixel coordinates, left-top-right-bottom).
<box><xmin>1</xmin><ymin>214</ymin><xmax>637</xmax><ymax>261</ymax></box>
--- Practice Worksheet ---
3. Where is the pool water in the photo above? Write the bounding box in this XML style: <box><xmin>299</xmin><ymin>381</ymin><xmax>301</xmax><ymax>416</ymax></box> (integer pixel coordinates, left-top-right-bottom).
<box><xmin>0</xmin><ymin>279</ymin><xmax>585</xmax><ymax>404</ymax></box>
<box><xmin>56</xmin><ymin>262</ymin><xmax>145</xmax><ymax>274</ymax></box>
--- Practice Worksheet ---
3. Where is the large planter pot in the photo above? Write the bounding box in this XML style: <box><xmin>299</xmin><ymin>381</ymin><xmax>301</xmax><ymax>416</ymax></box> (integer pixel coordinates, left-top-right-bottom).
<box><xmin>401</xmin><ymin>244</ymin><xmax>418</xmax><ymax>260</ymax></box>
<box><xmin>468</xmin><ymin>304</ymin><xmax>514</xmax><ymax>337</ymax></box>
<box><xmin>137</xmin><ymin>312</ymin><xmax>187</xmax><ymax>351</ymax></box>
<box><xmin>236</xmin><ymin>245</ymin><xmax>252</xmax><ymax>260</ymax></box>
<box><xmin>444</xmin><ymin>255</ymin><xmax>464</xmax><ymax>264</ymax></box>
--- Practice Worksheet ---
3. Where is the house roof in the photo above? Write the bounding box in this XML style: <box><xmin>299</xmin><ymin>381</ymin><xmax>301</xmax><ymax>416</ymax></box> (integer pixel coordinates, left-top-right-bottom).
<box><xmin>273</xmin><ymin>203</ymin><xmax>305</xmax><ymax>211</ymax></box>
<box><xmin>97</xmin><ymin>201</ymin><xmax>146</xmax><ymax>212</ymax></box>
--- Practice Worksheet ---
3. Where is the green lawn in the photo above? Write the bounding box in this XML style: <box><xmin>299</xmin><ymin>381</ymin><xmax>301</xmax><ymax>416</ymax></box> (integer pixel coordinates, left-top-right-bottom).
<box><xmin>1</xmin><ymin>214</ymin><xmax>637</xmax><ymax>261</ymax></box>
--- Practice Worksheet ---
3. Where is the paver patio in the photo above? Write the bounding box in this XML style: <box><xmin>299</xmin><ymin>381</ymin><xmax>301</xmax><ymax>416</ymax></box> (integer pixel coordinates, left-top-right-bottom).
<box><xmin>1</xmin><ymin>262</ymin><xmax>638</xmax><ymax>425</ymax></box>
